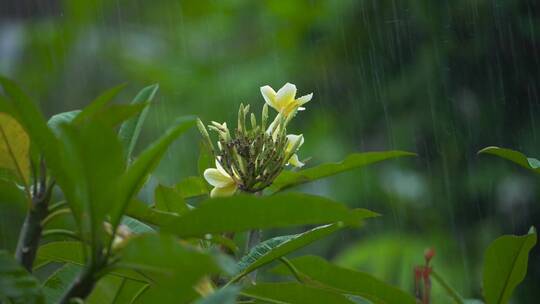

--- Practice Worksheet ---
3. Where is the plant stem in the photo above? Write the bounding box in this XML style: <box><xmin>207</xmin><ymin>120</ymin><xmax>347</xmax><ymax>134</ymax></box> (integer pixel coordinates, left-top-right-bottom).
<box><xmin>244</xmin><ymin>191</ymin><xmax>262</xmax><ymax>282</ymax></box>
<box><xmin>431</xmin><ymin>270</ymin><xmax>465</xmax><ymax>304</ymax></box>
<box><xmin>15</xmin><ymin>197</ymin><xmax>48</xmax><ymax>272</ymax></box>
<box><xmin>15</xmin><ymin>158</ymin><xmax>53</xmax><ymax>272</ymax></box>
<box><xmin>58</xmin><ymin>267</ymin><xmax>98</xmax><ymax>304</ymax></box>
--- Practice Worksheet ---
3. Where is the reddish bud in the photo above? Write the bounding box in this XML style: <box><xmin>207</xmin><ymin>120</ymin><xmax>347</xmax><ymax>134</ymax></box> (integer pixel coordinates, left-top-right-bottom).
<box><xmin>424</xmin><ymin>248</ymin><xmax>435</xmax><ymax>263</ymax></box>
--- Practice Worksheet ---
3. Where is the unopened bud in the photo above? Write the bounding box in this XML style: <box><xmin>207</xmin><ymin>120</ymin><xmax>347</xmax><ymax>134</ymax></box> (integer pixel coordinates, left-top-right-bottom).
<box><xmin>424</xmin><ymin>248</ymin><xmax>435</xmax><ymax>264</ymax></box>
<box><xmin>197</xmin><ymin>118</ymin><xmax>215</xmax><ymax>152</ymax></box>
<box><xmin>261</xmin><ymin>103</ymin><xmax>268</xmax><ymax>130</ymax></box>
<box><xmin>250</xmin><ymin>113</ymin><xmax>257</xmax><ymax>130</ymax></box>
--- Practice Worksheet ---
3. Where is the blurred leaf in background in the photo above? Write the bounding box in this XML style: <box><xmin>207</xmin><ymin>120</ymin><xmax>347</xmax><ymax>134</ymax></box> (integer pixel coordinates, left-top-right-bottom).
<box><xmin>1</xmin><ymin>0</ymin><xmax>539</xmax><ymax>302</ymax></box>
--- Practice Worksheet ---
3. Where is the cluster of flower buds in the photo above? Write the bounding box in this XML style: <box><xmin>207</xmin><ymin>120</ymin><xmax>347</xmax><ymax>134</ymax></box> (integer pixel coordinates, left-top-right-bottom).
<box><xmin>197</xmin><ymin>83</ymin><xmax>312</xmax><ymax>197</ymax></box>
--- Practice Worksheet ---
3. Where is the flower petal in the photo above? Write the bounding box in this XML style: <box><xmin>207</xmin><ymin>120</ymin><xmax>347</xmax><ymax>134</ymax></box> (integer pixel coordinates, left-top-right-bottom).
<box><xmin>295</xmin><ymin>93</ymin><xmax>313</xmax><ymax>106</ymax></box>
<box><xmin>260</xmin><ymin>85</ymin><xmax>279</xmax><ymax>110</ymax></box>
<box><xmin>204</xmin><ymin>168</ymin><xmax>233</xmax><ymax>187</ymax></box>
<box><xmin>266</xmin><ymin>114</ymin><xmax>281</xmax><ymax>135</ymax></box>
<box><xmin>210</xmin><ymin>183</ymin><xmax>237</xmax><ymax>197</ymax></box>
<box><xmin>286</xmin><ymin>134</ymin><xmax>304</xmax><ymax>152</ymax></box>
<box><xmin>276</xmin><ymin>83</ymin><xmax>297</xmax><ymax>107</ymax></box>
<box><xmin>288</xmin><ymin>154</ymin><xmax>304</xmax><ymax>168</ymax></box>
<box><xmin>215</xmin><ymin>159</ymin><xmax>230</xmax><ymax>177</ymax></box>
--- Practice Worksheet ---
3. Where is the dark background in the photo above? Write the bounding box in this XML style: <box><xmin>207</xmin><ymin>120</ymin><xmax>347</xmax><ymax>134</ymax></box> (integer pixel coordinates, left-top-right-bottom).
<box><xmin>1</xmin><ymin>1</ymin><xmax>539</xmax><ymax>302</ymax></box>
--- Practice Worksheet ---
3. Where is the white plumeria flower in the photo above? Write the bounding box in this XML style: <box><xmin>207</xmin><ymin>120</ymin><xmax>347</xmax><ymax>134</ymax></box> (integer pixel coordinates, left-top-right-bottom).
<box><xmin>203</xmin><ymin>159</ymin><xmax>237</xmax><ymax>197</ymax></box>
<box><xmin>260</xmin><ymin>83</ymin><xmax>313</xmax><ymax>117</ymax></box>
<box><xmin>285</xmin><ymin>134</ymin><xmax>304</xmax><ymax>168</ymax></box>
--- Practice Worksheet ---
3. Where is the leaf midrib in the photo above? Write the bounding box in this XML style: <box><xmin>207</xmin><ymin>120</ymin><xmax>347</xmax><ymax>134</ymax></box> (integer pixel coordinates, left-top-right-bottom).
<box><xmin>495</xmin><ymin>238</ymin><xmax>528</xmax><ymax>304</ymax></box>
<box><xmin>0</xmin><ymin>124</ymin><xmax>27</xmax><ymax>188</ymax></box>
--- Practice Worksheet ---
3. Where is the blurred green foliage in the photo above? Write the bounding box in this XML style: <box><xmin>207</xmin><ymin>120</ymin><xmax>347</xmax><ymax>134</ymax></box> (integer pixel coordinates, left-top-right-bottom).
<box><xmin>1</xmin><ymin>0</ymin><xmax>539</xmax><ymax>302</ymax></box>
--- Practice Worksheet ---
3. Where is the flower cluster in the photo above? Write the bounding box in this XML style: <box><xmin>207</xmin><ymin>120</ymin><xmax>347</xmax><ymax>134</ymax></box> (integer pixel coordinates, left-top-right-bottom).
<box><xmin>198</xmin><ymin>83</ymin><xmax>312</xmax><ymax>197</ymax></box>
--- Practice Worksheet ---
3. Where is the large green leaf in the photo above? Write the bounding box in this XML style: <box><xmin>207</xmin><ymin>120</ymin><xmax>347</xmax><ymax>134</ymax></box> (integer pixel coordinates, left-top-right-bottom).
<box><xmin>163</xmin><ymin>193</ymin><xmax>378</xmax><ymax>238</ymax></box>
<box><xmin>242</xmin><ymin>282</ymin><xmax>356</xmax><ymax>304</ymax></box>
<box><xmin>175</xmin><ymin>176</ymin><xmax>209</xmax><ymax>198</ymax></box>
<box><xmin>48</xmin><ymin>103</ymin><xmax>147</xmax><ymax>136</ymax></box>
<box><xmin>80</xmin><ymin>103</ymin><xmax>148</xmax><ymax>127</ymax></box>
<box><xmin>270</xmin><ymin>151</ymin><xmax>416</xmax><ymax>192</ymax></box>
<box><xmin>272</xmin><ymin>255</ymin><xmax>416</xmax><ymax>304</ymax></box>
<box><xmin>119</xmin><ymin>84</ymin><xmax>159</xmax><ymax>160</ymax></box>
<box><xmin>36</xmin><ymin>242</ymin><xmax>148</xmax><ymax>282</ymax></box>
<box><xmin>235</xmin><ymin>224</ymin><xmax>343</xmax><ymax>280</ymax></box>
<box><xmin>478</xmin><ymin>146</ymin><xmax>540</xmax><ymax>174</ymax></box>
<box><xmin>111</xmin><ymin>116</ymin><xmax>196</xmax><ymax>228</ymax></box>
<box><xmin>117</xmin><ymin>233</ymin><xmax>221</xmax><ymax>304</ymax></box>
<box><xmin>117</xmin><ymin>233</ymin><xmax>220</xmax><ymax>277</ymax></box>
<box><xmin>154</xmin><ymin>184</ymin><xmax>188</xmax><ymax>214</ymax></box>
<box><xmin>482</xmin><ymin>227</ymin><xmax>537</xmax><ymax>304</ymax></box>
<box><xmin>0</xmin><ymin>113</ymin><xmax>30</xmax><ymax>185</ymax></box>
<box><xmin>0</xmin><ymin>250</ymin><xmax>43</xmax><ymax>304</ymax></box>
<box><xmin>72</xmin><ymin>83</ymin><xmax>126</xmax><ymax>124</ymax></box>
<box><xmin>0</xmin><ymin>77</ymin><xmax>64</xmax><ymax>193</ymax></box>
<box><xmin>58</xmin><ymin>121</ymin><xmax>125</xmax><ymax>250</ymax></box>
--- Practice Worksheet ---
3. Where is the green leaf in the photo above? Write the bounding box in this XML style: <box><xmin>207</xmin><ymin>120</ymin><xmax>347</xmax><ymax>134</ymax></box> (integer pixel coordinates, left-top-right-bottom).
<box><xmin>0</xmin><ymin>113</ymin><xmax>31</xmax><ymax>185</ymax></box>
<box><xmin>270</xmin><ymin>151</ymin><xmax>416</xmax><ymax>192</ymax></box>
<box><xmin>194</xmin><ymin>286</ymin><xmax>240</xmax><ymax>304</ymax></box>
<box><xmin>117</xmin><ymin>233</ymin><xmax>221</xmax><ymax>304</ymax></box>
<box><xmin>36</xmin><ymin>242</ymin><xmax>148</xmax><ymax>283</ymax></box>
<box><xmin>87</xmin><ymin>275</ymin><xmax>145</xmax><ymax>304</ymax></box>
<box><xmin>242</xmin><ymin>282</ymin><xmax>356</xmax><ymax>304</ymax></box>
<box><xmin>58</xmin><ymin>121</ymin><xmax>125</xmax><ymax>250</ymax></box>
<box><xmin>271</xmin><ymin>255</ymin><xmax>416</xmax><ymax>304</ymax></box>
<box><xmin>482</xmin><ymin>227</ymin><xmax>537</xmax><ymax>304</ymax></box>
<box><xmin>176</xmin><ymin>176</ymin><xmax>209</xmax><ymax>198</ymax></box>
<box><xmin>117</xmin><ymin>233</ymin><xmax>220</xmax><ymax>277</ymax></box>
<box><xmin>235</xmin><ymin>224</ymin><xmax>343</xmax><ymax>280</ymax></box>
<box><xmin>0</xmin><ymin>250</ymin><xmax>44</xmax><ymax>304</ymax></box>
<box><xmin>83</xmin><ymin>103</ymin><xmax>148</xmax><ymax>127</ymax></box>
<box><xmin>121</xmin><ymin>216</ymin><xmax>155</xmax><ymax>234</ymax></box>
<box><xmin>163</xmin><ymin>193</ymin><xmax>378</xmax><ymax>238</ymax></box>
<box><xmin>125</xmin><ymin>200</ymin><xmax>180</xmax><ymax>227</ymax></box>
<box><xmin>72</xmin><ymin>83</ymin><xmax>126</xmax><ymax>124</ymax></box>
<box><xmin>43</xmin><ymin>264</ymin><xmax>81</xmax><ymax>304</ymax></box>
<box><xmin>478</xmin><ymin>146</ymin><xmax>540</xmax><ymax>174</ymax></box>
<box><xmin>154</xmin><ymin>184</ymin><xmax>188</xmax><ymax>214</ymax></box>
<box><xmin>47</xmin><ymin>110</ymin><xmax>81</xmax><ymax>135</ymax></box>
<box><xmin>0</xmin><ymin>77</ymin><xmax>62</xmax><ymax>187</ymax></box>
<box><xmin>48</xmin><ymin>104</ymin><xmax>148</xmax><ymax>134</ymax></box>
<box><xmin>119</xmin><ymin>84</ymin><xmax>159</xmax><ymax>160</ymax></box>
<box><xmin>111</xmin><ymin>116</ymin><xmax>196</xmax><ymax>229</ymax></box>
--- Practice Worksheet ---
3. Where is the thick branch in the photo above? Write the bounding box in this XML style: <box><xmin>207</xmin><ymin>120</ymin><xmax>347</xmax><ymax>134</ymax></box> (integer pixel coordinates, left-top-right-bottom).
<box><xmin>15</xmin><ymin>194</ymin><xmax>49</xmax><ymax>272</ymax></box>
<box><xmin>15</xmin><ymin>159</ymin><xmax>52</xmax><ymax>272</ymax></box>
<box><xmin>58</xmin><ymin>268</ymin><xmax>97</xmax><ymax>304</ymax></box>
